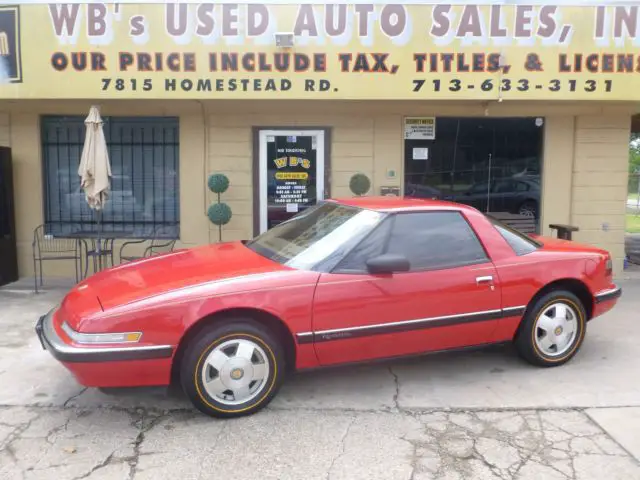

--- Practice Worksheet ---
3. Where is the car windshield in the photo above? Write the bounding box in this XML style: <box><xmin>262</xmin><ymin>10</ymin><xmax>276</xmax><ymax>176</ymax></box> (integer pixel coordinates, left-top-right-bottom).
<box><xmin>246</xmin><ymin>202</ymin><xmax>386</xmax><ymax>271</ymax></box>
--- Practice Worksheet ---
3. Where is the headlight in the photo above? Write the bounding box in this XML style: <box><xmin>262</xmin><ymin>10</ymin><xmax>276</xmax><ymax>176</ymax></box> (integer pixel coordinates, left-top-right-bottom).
<box><xmin>61</xmin><ymin>322</ymin><xmax>142</xmax><ymax>344</ymax></box>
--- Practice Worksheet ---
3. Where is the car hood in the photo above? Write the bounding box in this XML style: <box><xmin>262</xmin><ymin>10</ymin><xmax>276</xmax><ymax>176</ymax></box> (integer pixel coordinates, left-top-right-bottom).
<box><xmin>71</xmin><ymin>241</ymin><xmax>292</xmax><ymax>312</ymax></box>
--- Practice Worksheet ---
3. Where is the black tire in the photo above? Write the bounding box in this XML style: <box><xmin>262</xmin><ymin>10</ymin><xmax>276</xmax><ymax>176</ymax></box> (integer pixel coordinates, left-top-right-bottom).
<box><xmin>514</xmin><ymin>290</ymin><xmax>587</xmax><ymax>367</ymax></box>
<box><xmin>97</xmin><ymin>387</ymin><xmax>119</xmax><ymax>395</ymax></box>
<box><xmin>180</xmin><ymin>319</ymin><xmax>285</xmax><ymax>418</ymax></box>
<box><xmin>518</xmin><ymin>200</ymin><xmax>538</xmax><ymax>218</ymax></box>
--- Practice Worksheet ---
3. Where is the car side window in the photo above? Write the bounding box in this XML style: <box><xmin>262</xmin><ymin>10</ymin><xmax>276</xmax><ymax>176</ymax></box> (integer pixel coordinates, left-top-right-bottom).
<box><xmin>385</xmin><ymin>212</ymin><xmax>489</xmax><ymax>271</ymax></box>
<box><xmin>334</xmin><ymin>211</ymin><xmax>489</xmax><ymax>274</ymax></box>
<box><xmin>469</xmin><ymin>182</ymin><xmax>489</xmax><ymax>194</ymax></box>
<box><xmin>494</xmin><ymin>180</ymin><xmax>513</xmax><ymax>193</ymax></box>
<box><xmin>333</xmin><ymin>218</ymin><xmax>392</xmax><ymax>273</ymax></box>
<box><xmin>490</xmin><ymin>220</ymin><xmax>539</xmax><ymax>256</ymax></box>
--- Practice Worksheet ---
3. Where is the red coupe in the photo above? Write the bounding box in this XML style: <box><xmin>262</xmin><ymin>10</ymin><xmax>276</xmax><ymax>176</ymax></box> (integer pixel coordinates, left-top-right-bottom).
<box><xmin>36</xmin><ymin>198</ymin><xmax>621</xmax><ymax>418</ymax></box>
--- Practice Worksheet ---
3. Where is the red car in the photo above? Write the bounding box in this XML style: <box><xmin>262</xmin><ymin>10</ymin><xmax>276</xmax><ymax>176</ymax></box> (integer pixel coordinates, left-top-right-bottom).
<box><xmin>36</xmin><ymin>197</ymin><xmax>621</xmax><ymax>418</ymax></box>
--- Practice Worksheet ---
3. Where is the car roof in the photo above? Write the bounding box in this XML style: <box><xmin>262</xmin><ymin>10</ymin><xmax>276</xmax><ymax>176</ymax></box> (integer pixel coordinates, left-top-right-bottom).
<box><xmin>329</xmin><ymin>196</ymin><xmax>478</xmax><ymax>213</ymax></box>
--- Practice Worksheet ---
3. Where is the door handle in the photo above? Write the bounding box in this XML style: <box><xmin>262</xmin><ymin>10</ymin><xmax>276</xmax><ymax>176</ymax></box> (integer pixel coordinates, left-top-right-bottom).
<box><xmin>476</xmin><ymin>275</ymin><xmax>493</xmax><ymax>285</ymax></box>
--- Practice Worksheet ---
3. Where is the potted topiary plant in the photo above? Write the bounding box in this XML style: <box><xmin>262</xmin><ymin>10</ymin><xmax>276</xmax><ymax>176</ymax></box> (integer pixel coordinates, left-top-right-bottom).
<box><xmin>349</xmin><ymin>173</ymin><xmax>371</xmax><ymax>196</ymax></box>
<box><xmin>207</xmin><ymin>173</ymin><xmax>232</xmax><ymax>242</ymax></box>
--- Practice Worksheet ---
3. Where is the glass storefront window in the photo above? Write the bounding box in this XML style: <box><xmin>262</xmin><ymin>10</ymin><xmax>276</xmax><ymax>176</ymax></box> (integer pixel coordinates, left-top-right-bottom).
<box><xmin>404</xmin><ymin>117</ymin><xmax>543</xmax><ymax>229</ymax></box>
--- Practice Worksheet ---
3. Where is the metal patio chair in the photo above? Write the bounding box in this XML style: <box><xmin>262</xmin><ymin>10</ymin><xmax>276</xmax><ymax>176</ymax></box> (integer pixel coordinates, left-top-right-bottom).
<box><xmin>83</xmin><ymin>237</ymin><xmax>116</xmax><ymax>278</ymax></box>
<box><xmin>119</xmin><ymin>225</ymin><xmax>178</xmax><ymax>264</ymax></box>
<box><xmin>32</xmin><ymin>224</ymin><xmax>84</xmax><ymax>293</ymax></box>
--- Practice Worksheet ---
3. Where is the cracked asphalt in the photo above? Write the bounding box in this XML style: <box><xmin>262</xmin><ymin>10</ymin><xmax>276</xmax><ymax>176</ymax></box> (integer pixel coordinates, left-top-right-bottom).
<box><xmin>1</xmin><ymin>276</ymin><xmax>640</xmax><ymax>480</ymax></box>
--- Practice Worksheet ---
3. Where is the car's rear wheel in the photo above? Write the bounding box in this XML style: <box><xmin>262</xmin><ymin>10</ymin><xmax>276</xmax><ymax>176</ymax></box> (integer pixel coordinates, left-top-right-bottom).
<box><xmin>180</xmin><ymin>319</ymin><xmax>285</xmax><ymax>418</ymax></box>
<box><xmin>518</xmin><ymin>200</ymin><xmax>538</xmax><ymax>218</ymax></box>
<box><xmin>515</xmin><ymin>290</ymin><xmax>587</xmax><ymax>367</ymax></box>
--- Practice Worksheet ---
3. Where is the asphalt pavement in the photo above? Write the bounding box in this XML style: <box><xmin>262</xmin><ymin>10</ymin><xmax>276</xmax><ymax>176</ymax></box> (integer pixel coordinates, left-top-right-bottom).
<box><xmin>1</xmin><ymin>274</ymin><xmax>640</xmax><ymax>480</ymax></box>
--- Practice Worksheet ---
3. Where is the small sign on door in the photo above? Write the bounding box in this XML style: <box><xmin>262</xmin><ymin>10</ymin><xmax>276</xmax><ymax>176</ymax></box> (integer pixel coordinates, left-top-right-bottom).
<box><xmin>412</xmin><ymin>148</ymin><xmax>429</xmax><ymax>160</ymax></box>
<box><xmin>404</xmin><ymin>117</ymin><xmax>436</xmax><ymax>140</ymax></box>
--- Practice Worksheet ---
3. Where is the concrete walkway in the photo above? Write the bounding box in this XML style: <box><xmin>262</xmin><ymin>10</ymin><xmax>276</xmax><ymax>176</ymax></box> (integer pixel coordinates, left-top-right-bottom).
<box><xmin>1</xmin><ymin>277</ymin><xmax>640</xmax><ymax>479</ymax></box>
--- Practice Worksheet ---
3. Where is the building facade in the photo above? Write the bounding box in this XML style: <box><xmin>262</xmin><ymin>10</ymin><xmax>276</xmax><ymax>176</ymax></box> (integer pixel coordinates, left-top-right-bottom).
<box><xmin>0</xmin><ymin>1</ymin><xmax>637</xmax><ymax>277</ymax></box>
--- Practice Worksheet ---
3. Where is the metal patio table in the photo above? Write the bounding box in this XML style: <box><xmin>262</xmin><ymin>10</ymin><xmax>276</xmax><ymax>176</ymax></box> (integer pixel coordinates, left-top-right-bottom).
<box><xmin>65</xmin><ymin>230</ymin><xmax>137</xmax><ymax>278</ymax></box>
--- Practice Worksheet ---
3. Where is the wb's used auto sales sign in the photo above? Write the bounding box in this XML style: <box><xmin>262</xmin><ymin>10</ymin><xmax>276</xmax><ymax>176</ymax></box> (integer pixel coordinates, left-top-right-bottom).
<box><xmin>0</xmin><ymin>2</ymin><xmax>639</xmax><ymax>100</ymax></box>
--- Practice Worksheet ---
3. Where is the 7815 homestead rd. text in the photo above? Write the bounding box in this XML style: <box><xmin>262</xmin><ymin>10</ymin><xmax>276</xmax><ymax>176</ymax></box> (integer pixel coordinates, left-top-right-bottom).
<box><xmin>100</xmin><ymin>77</ymin><xmax>333</xmax><ymax>93</ymax></box>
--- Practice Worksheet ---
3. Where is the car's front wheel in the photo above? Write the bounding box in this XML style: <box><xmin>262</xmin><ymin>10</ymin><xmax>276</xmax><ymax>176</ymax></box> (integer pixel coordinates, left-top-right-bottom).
<box><xmin>515</xmin><ymin>290</ymin><xmax>587</xmax><ymax>367</ymax></box>
<box><xmin>180</xmin><ymin>319</ymin><xmax>285</xmax><ymax>418</ymax></box>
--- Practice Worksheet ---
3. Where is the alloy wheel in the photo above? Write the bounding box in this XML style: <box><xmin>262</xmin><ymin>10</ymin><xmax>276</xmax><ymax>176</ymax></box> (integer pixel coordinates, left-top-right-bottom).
<box><xmin>534</xmin><ymin>302</ymin><xmax>579</xmax><ymax>357</ymax></box>
<box><xmin>201</xmin><ymin>338</ymin><xmax>270</xmax><ymax>406</ymax></box>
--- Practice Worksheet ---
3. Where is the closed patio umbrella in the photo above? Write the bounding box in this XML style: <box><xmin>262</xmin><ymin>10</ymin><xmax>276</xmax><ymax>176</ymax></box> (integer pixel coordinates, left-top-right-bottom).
<box><xmin>78</xmin><ymin>106</ymin><xmax>111</xmax><ymax>270</ymax></box>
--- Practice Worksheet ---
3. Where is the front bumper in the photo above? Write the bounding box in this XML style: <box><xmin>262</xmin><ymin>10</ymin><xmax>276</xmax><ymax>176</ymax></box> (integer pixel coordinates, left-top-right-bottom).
<box><xmin>594</xmin><ymin>285</ymin><xmax>622</xmax><ymax>304</ymax></box>
<box><xmin>35</xmin><ymin>310</ymin><xmax>173</xmax><ymax>363</ymax></box>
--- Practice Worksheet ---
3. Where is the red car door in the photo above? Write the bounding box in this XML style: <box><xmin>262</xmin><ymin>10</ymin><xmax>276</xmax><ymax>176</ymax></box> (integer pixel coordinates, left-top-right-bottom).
<box><xmin>311</xmin><ymin>210</ymin><xmax>502</xmax><ymax>366</ymax></box>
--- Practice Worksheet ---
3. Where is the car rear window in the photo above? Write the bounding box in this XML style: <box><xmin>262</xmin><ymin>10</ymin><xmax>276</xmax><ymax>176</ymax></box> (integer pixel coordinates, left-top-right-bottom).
<box><xmin>488</xmin><ymin>217</ymin><xmax>540</xmax><ymax>256</ymax></box>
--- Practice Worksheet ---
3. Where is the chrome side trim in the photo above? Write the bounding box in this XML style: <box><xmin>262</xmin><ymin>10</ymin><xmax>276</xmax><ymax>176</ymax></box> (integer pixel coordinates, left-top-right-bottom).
<box><xmin>502</xmin><ymin>305</ymin><xmax>527</xmax><ymax>316</ymax></box>
<box><xmin>295</xmin><ymin>332</ymin><xmax>314</xmax><ymax>344</ymax></box>
<box><xmin>317</xmin><ymin>309</ymin><xmax>502</xmax><ymax>336</ymax></box>
<box><xmin>36</xmin><ymin>311</ymin><xmax>173</xmax><ymax>363</ymax></box>
<box><xmin>594</xmin><ymin>286</ymin><xmax>622</xmax><ymax>304</ymax></box>
<box><xmin>295</xmin><ymin>305</ymin><xmax>527</xmax><ymax>344</ymax></box>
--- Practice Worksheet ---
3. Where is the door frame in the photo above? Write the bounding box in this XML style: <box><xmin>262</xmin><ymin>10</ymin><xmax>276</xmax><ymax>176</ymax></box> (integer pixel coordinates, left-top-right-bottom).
<box><xmin>0</xmin><ymin>147</ymin><xmax>18</xmax><ymax>286</ymax></box>
<box><xmin>252</xmin><ymin>127</ymin><xmax>331</xmax><ymax>236</ymax></box>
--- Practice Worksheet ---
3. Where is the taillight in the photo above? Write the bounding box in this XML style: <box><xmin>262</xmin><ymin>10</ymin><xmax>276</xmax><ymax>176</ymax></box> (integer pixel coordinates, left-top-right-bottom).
<box><xmin>605</xmin><ymin>256</ymin><xmax>612</xmax><ymax>276</ymax></box>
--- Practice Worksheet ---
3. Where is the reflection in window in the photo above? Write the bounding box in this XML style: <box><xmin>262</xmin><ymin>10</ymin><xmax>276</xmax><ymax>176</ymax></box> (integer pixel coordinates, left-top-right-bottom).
<box><xmin>386</xmin><ymin>212</ymin><xmax>488</xmax><ymax>271</ymax></box>
<box><xmin>248</xmin><ymin>202</ymin><xmax>385</xmax><ymax>270</ymax></box>
<box><xmin>488</xmin><ymin>216</ymin><xmax>540</xmax><ymax>256</ymax></box>
<box><xmin>404</xmin><ymin>117</ymin><xmax>543</xmax><ymax>230</ymax></box>
<box><xmin>334</xmin><ymin>218</ymin><xmax>392</xmax><ymax>273</ymax></box>
<box><xmin>41</xmin><ymin>116</ymin><xmax>179</xmax><ymax>238</ymax></box>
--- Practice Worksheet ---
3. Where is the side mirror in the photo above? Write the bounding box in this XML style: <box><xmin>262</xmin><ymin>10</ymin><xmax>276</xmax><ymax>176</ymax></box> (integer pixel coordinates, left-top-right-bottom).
<box><xmin>366</xmin><ymin>254</ymin><xmax>410</xmax><ymax>274</ymax></box>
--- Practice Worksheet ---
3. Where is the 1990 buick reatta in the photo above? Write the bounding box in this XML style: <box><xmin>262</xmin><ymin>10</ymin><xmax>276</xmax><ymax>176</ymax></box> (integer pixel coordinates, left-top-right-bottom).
<box><xmin>36</xmin><ymin>198</ymin><xmax>621</xmax><ymax>418</ymax></box>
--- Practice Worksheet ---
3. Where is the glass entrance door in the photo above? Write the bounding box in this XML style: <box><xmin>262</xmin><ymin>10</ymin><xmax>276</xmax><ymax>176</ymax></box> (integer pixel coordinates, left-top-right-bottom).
<box><xmin>258</xmin><ymin>130</ymin><xmax>325</xmax><ymax>233</ymax></box>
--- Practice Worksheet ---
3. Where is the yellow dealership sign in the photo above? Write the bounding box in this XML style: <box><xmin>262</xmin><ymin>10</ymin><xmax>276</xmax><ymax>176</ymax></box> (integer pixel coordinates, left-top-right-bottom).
<box><xmin>0</xmin><ymin>2</ymin><xmax>639</xmax><ymax>100</ymax></box>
